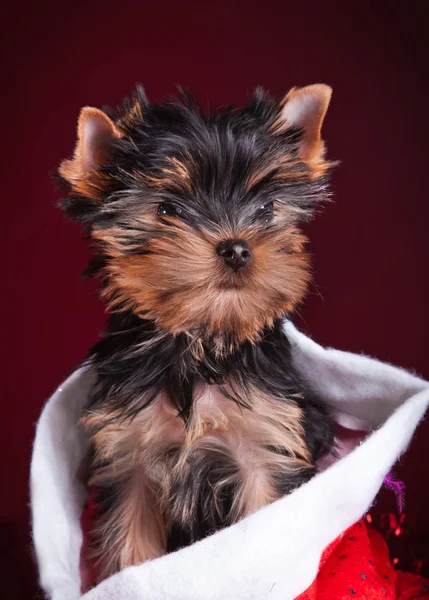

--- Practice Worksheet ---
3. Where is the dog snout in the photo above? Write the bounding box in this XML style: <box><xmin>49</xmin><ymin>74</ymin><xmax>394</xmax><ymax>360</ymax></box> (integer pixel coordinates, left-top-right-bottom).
<box><xmin>217</xmin><ymin>240</ymin><xmax>252</xmax><ymax>272</ymax></box>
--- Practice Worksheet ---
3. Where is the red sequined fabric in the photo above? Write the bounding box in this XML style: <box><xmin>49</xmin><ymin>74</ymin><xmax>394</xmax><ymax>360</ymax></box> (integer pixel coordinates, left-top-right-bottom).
<box><xmin>297</xmin><ymin>520</ymin><xmax>429</xmax><ymax>599</ymax></box>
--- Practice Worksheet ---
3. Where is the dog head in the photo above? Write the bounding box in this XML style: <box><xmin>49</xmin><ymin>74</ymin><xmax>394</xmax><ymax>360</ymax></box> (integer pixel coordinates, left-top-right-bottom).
<box><xmin>58</xmin><ymin>84</ymin><xmax>334</xmax><ymax>350</ymax></box>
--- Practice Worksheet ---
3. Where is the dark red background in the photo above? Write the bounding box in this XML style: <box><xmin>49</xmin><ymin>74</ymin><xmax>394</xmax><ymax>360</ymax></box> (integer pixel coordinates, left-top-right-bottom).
<box><xmin>2</xmin><ymin>1</ymin><xmax>428</xmax><ymax>597</ymax></box>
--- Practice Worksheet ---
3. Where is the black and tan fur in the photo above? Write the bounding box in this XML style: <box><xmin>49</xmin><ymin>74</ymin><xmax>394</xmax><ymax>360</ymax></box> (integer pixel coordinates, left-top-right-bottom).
<box><xmin>57</xmin><ymin>83</ymin><xmax>337</xmax><ymax>580</ymax></box>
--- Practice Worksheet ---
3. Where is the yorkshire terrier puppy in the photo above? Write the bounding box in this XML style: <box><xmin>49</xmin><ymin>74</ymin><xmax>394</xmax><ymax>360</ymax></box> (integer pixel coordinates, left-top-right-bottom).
<box><xmin>57</xmin><ymin>83</ymin><xmax>337</xmax><ymax>581</ymax></box>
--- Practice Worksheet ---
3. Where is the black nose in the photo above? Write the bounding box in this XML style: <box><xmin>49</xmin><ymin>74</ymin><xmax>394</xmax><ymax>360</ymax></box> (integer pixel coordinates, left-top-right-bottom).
<box><xmin>217</xmin><ymin>240</ymin><xmax>252</xmax><ymax>271</ymax></box>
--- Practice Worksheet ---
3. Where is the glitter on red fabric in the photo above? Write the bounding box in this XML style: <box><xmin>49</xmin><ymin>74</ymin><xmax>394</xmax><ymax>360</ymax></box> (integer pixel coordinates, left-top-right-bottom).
<box><xmin>296</xmin><ymin>520</ymin><xmax>429</xmax><ymax>599</ymax></box>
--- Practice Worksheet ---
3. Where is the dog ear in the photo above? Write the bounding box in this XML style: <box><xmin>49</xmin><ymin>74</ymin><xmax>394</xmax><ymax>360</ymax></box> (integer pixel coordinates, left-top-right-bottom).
<box><xmin>58</xmin><ymin>107</ymin><xmax>122</xmax><ymax>198</ymax></box>
<box><xmin>273</xmin><ymin>84</ymin><xmax>332</xmax><ymax>163</ymax></box>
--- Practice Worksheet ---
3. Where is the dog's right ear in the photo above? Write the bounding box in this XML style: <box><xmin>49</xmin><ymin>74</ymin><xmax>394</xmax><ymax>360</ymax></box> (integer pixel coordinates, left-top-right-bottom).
<box><xmin>271</xmin><ymin>84</ymin><xmax>332</xmax><ymax>166</ymax></box>
<box><xmin>58</xmin><ymin>107</ymin><xmax>122</xmax><ymax>199</ymax></box>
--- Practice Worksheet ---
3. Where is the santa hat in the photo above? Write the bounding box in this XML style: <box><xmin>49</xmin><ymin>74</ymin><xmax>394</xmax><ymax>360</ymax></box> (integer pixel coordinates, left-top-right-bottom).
<box><xmin>30</xmin><ymin>321</ymin><xmax>429</xmax><ymax>600</ymax></box>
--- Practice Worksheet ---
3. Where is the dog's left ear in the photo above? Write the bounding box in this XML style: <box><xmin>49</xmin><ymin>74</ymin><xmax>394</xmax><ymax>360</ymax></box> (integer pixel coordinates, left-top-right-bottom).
<box><xmin>273</xmin><ymin>84</ymin><xmax>332</xmax><ymax>163</ymax></box>
<box><xmin>58</xmin><ymin>107</ymin><xmax>122</xmax><ymax>198</ymax></box>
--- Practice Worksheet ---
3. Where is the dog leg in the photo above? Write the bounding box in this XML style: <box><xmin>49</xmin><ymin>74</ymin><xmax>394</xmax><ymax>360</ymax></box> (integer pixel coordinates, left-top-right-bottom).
<box><xmin>91</xmin><ymin>474</ymin><xmax>166</xmax><ymax>580</ymax></box>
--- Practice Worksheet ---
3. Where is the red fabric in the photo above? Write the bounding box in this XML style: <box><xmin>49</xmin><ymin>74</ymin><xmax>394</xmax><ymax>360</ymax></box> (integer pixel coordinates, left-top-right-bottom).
<box><xmin>297</xmin><ymin>521</ymin><xmax>429</xmax><ymax>599</ymax></box>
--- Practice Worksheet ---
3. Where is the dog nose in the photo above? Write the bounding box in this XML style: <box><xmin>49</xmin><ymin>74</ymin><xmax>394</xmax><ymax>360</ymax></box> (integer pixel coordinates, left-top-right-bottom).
<box><xmin>217</xmin><ymin>240</ymin><xmax>252</xmax><ymax>271</ymax></box>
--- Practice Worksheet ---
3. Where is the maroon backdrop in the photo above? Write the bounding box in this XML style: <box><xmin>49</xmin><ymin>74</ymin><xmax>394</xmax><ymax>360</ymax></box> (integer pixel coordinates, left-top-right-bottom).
<box><xmin>2</xmin><ymin>1</ymin><xmax>428</xmax><ymax>597</ymax></box>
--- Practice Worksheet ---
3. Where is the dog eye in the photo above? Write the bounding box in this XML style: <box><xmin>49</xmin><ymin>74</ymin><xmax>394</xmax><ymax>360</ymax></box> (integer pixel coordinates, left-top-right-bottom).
<box><xmin>254</xmin><ymin>201</ymin><xmax>274</xmax><ymax>224</ymax></box>
<box><xmin>157</xmin><ymin>203</ymin><xmax>182</xmax><ymax>218</ymax></box>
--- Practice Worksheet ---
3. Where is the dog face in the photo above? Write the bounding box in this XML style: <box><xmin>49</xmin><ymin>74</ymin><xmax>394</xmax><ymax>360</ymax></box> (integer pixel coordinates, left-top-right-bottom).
<box><xmin>58</xmin><ymin>85</ymin><xmax>333</xmax><ymax>349</ymax></box>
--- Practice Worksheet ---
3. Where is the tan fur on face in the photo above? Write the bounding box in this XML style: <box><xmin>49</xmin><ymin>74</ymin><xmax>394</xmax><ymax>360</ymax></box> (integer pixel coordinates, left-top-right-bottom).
<box><xmin>245</xmin><ymin>151</ymin><xmax>302</xmax><ymax>191</ymax></box>
<box><xmin>94</xmin><ymin>220</ymin><xmax>310</xmax><ymax>350</ymax></box>
<box><xmin>83</xmin><ymin>383</ymin><xmax>311</xmax><ymax>579</ymax></box>
<box><xmin>142</xmin><ymin>156</ymin><xmax>193</xmax><ymax>193</ymax></box>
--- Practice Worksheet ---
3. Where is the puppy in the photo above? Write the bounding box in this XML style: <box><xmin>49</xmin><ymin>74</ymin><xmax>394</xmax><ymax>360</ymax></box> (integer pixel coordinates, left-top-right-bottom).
<box><xmin>57</xmin><ymin>83</ymin><xmax>336</xmax><ymax>580</ymax></box>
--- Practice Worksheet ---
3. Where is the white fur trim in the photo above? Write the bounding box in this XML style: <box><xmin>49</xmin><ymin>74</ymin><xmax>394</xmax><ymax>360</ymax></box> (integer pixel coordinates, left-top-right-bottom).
<box><xmin>30</xmin><ymin>323</ymin><xmax>429</xmax><ymax>600</ymax></box>
<box><xmin>31</xmin><ymin>368</ymin><xmax>93</xmax><ymax>600</ymax></box>
<box><xmin>284</xmin><ymin>321</ymin><xmax>428</xmax><ymax>430</ymax></box>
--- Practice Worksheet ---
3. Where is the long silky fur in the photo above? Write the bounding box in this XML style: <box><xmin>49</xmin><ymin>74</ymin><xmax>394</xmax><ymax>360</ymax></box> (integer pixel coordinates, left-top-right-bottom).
<box><xmin>56</xmin><ymin>86</ymin><xmax>337</xmax><ymax>581</ymax></box>
<box><xmin>83</xmin><ymin>316</ymin><xmax>334</xmax><ymax>578</ymax></box>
